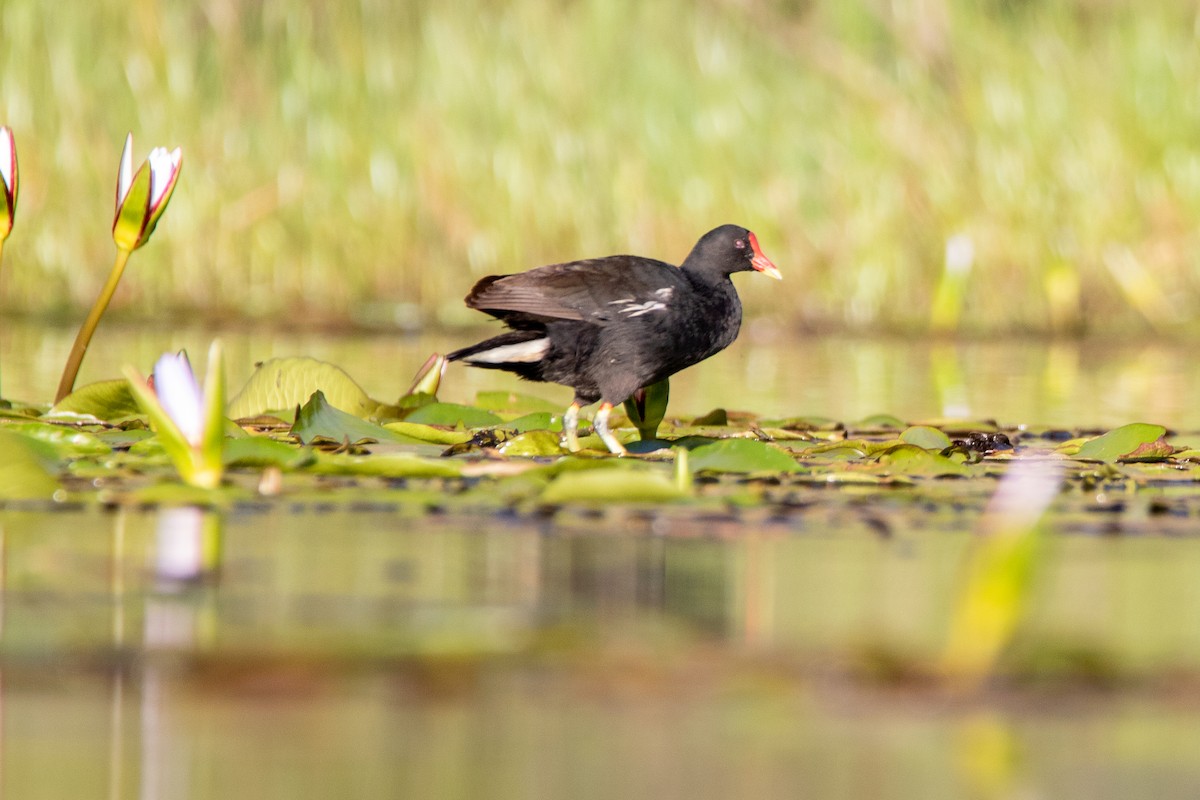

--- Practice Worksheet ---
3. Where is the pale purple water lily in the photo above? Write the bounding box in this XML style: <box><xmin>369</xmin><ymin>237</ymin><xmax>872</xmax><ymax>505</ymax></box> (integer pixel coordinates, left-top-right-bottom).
<box><xmin>123</xmin><ymin>341</ymin><xmax>226</xmax><ymax>490</ymax></box>
<box><xmin>0</xmin><ymin>126</ymin><xmax>16</xmax><ymax>241</ymax></box>
<box><xmin>112</xmin><ymin>132</ymin><xmax>182</xmax><ymax>252</ymax></box>
<box><xmin>153</xmin><ymin>351</ymin><xmax>206</xmax><ymax>448</ymax></box>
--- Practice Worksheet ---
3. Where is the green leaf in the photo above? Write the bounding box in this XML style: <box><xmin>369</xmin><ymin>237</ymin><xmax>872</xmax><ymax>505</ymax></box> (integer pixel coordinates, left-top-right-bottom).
<box><xmin>403</xmin><ymin>403</ymin><xmax>502</xmax><ymax>428</ymax></box>
<box><xmin>496</xmin><ymin>411</ymin><xmax>555</xmax><ymax>433</ymax></box>
<box><xmin>499</xmin><ymin>430</ymin><xmax>563</xmax><ymax>457</ymax></box>
<box><xmin>688</xmin><ymin>438</ymin><xmax>801</xmax><ymax>474</ymax></box>
<box><xmin>0</xmin><ymin>431</ymin><xmax>60</xmax><ymax>499</ymax></box>
<box><xmin>691</xmin><ymin>408</ymin><xmax>729</xmax><ymax>426</ymax></box>
<box><xmin>224</xmin><ymin>436</ymin><xmax>315</xmax><ymax>469</ymax></box>
<box><xmin>876</xmin><ymin>443</ymin><xmax>970</xmax><ymax>477</ymax></box>
<box><xmin>292</xmin><ymin>390</ymin><xmax>408</xmax><ymax>445</ymax></box>
<box><xmin>854</xmin><ymin>413</ymin><xmax>906</xmax><ymax>430</ymax></box>
<box><xmin>473</xmin><ymin>391</ymin><xmax>561</xmax><ymax>414</ymax></box>
<box><xmin>311</xmin><ymin>451</ymin><xmax>463</xmax><ymax>478</ymax></box>
<box><xmin>383</xmin><ymin>420</ymin><xmax>474</xmax><ymax>445</ymax></box>
<box><xmin>0</xmin><ymin>421</ymin><xmax>111</xmax><ymax>457</ymax></box>
<box><xmin>1075</xmin><ymin>423</ymin><xmax>1168</xmax><ymax>462</ymax></box>
<box><xmin>540</xmin><ymin>466</ymin><xmax>687</xmax><ymax>503</ymax></box>
<box><xmin>48</xmin><ymin>379</ymin><xmax>141</xmax><ymax>421</ymax></box>
<box><xmin>228</xmin><ymin>357</ymin><xmax>377</xmax><ymax>420</ymax></box>
<box><xmin>900</xmin><ymin>425</ymin><xmax>953</xmax><ymax>451</ymax></box>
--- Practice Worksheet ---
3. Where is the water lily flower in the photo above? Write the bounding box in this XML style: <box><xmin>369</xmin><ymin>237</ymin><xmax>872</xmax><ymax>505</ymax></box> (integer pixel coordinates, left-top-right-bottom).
<box><xmin>124</xmin><ymin>341</ymin><xmax>226</xmax><ymax>489</ymax></box>
<box><xmin>0</xmin><ymin>126</ymin><xmax>17</xmax><ymax>245</ymax></box>
<box><xmin>55</xmin><ymin>133</ymin><xmax>183</xmax><ymax>403</ymax></box>
<box><xmin>112</xmin><ymin>133</ymin><xmax>182</xmax><ymax>252</ymax></box>
<box><xmin>405</xmin><ymin>353</ymin><xmax>447</xmax><ymax>398</ymax></box>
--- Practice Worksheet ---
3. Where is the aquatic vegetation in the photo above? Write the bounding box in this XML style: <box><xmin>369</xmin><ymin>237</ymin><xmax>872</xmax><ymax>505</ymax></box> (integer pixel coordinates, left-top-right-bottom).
<box><xmin>55</xmin><ymin>134</ymin><xmax>183</xmax><ymax>403</ymax></box>
<box><xmin>122</xmin><ymin>341</ymin><xmax>226</xmax><ymax>490</ymax></box>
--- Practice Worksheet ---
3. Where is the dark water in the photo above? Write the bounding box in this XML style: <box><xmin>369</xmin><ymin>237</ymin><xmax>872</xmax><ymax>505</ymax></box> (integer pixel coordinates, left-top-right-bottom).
<box><xmin>5</xmin><ymin>321</ymin><xmax>1200</xmax><ymax>798</ymax></box>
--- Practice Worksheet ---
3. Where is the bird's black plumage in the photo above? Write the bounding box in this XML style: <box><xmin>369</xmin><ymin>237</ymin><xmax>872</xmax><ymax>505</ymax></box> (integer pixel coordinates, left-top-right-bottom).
<box><xmin>448</xmin><ymin>224</ymin><xmax>780</xmax><ymax>452</ymax></box>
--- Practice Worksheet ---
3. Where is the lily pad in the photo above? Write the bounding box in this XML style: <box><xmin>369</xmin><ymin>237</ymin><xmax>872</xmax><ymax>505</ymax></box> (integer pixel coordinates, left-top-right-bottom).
<box><xmin>0</xmin><ymin>421</ymin><xmax>112</xmax><ymax>457</ymax></box>
<box><xmin>499</xmin><ymin>430</ymin><xmax>564</xmax><ymax>457</ymax></box>
<box><xmin>228</xmin><ymin>357</ymin><xmax>377</xmax><ymax>420</ymax></box>
<box><xmin>473</xmin><ymin>391</ymin><xmax>561</xmax><ymax>414</ymax></box>
<box><xmin>311</xmin><ymin>451</ymin><xmax>463</xmax><ymax>479</ymax></box>
<box><xmin>292</xmin><ymin>391</ymin><xmax>408</xmax><ymax>446</ymax></box>
<box><xmin>48</xmin><ymin>380</ymin><xmax>141</xmax><ymax>421</ymax></box>
<box><xmin>900</xmin><ymin>425</ymin><xmax>953</xmax><ymax>451</ymax></box>
<box><xmin>688</xmin><ymin>439</ymin><xmax>802</xmax><ymax>474</ymax></box>
<box><xmin>855</xmin><ymin>413</ymin><xmax>907</xmax><ymax>430</ymax></box>
<box><xmin>403</xmin><ymin>403</ymin><xmax>503</xmax><ymax>428</ymax></box>
<box><xmin>225</xmin><ymin>436</ymin><xmax>316</xmax><ymax>469</ymax></box>
<box><xmin>495</xmin><ymin>412</ymin><xmax>556</xmax><ymax>434</ymax></box>
<box><xmin>383</xmin><ymin>420</ymin><xmax>474</xmax><ymax>445</ymax></box>
<box><xmin>1075</xmin><ymin>423</ymin><xmax>1168</xmax><ymax>462</ymax></box>
<box><xmin>0</xmin><ymin>431</ymin><xmax>60</xmax><ymax>499</ymax></box>
<box><xmin>540</xmin><ymin>466</ymin><xmax>687</xmax><ymax>504</ymax></box>
<box><xmin>876</xmin><ymin>443</ymin><xmax>971</xmax><ymax>477</ymax></box>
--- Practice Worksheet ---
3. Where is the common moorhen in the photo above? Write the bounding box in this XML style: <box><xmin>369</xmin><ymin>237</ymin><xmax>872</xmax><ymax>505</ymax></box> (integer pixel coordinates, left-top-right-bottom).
<box><xmin>448</xmin><ymin>224</ymin><xmax>780</xmax><ymax>454</ymax></box>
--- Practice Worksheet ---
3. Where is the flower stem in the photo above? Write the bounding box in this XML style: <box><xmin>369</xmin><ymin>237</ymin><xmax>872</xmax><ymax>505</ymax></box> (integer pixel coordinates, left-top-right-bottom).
<box><xmin>55</xmin><ymin>248</ymin><xmax>132</xmax><ymax>403</ymax></box>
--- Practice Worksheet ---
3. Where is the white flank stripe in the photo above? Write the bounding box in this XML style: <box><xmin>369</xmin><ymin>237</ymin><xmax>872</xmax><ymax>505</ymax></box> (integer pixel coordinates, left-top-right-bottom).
<box><xmin>467</xmin><ymin>339</ymin><xmax>550</xmax><ymax>364</ymax></box>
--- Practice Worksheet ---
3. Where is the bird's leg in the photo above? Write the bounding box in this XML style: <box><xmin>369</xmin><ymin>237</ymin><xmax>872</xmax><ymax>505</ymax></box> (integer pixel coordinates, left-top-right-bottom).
<box><xmin>593</xmin><ymin>402</ymin><xmax>628</xmax><ymax>456</ymax></box>
<box><xmin>562</xmin><ymin>402</ymin><xmax>582</xmax><ymax>452</ymax></box>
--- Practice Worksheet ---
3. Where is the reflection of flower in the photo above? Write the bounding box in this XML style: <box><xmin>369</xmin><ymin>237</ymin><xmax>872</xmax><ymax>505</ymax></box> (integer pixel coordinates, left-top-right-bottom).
<box><xmin>112</xmin><ymin>133</ymin><xmax>183</xmax><ymax>252</ymax></box>
<box><xmin>153</xmin><ymin>506</ymin><xmax>222</xmax><ymax>586</ymax></box>
<box><xmin>125</xmin><ymin>341</ymin><xmax>226</xmax><ymax>489</ymax></box>
<box><xmin>55</xmin><ymin>133</ymin><xmax>184</xmax><ymax>403</ymax></box>
<box><xmin>0</xmin><ymin>126</ymin><xmax>17</xmax><ymax>244</ymax></box>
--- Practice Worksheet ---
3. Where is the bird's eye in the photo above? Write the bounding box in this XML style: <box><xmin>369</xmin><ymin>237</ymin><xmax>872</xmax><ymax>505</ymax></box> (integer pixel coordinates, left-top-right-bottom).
<box><xmin>735</xmin><ymin>239</ymin><xmax>746</xmax><ymax>249</ymax></box>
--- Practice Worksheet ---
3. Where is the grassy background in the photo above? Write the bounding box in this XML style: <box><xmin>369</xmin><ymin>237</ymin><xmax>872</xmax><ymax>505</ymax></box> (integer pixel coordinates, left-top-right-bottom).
<box><xmin>2</xmin><ymin>0</ymin><xmax>1200</xmax><ymax>335</ymax></box>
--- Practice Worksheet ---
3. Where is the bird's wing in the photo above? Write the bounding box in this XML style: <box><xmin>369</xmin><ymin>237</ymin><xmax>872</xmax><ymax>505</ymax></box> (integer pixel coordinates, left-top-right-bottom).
<box><xmin>465</xmin><ymin>256</ymin><xmax>684</xmax><ymax>323</ymax></box>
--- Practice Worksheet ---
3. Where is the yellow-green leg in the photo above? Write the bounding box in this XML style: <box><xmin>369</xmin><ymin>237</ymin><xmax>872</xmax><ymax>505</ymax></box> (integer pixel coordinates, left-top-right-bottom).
<box><xmin>594</xmin><ymin>402</ymin><xmax>627</xmax><ymax>456</ymax></box>
<box><xmin>562</xmin><ymin>401</ymin><xmax>582</xmax><ymax>452</ymax></box>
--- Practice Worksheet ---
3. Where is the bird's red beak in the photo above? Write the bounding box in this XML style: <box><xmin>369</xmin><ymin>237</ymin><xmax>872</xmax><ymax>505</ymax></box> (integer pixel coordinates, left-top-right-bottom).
<box><xmin>749</xmin><ymin>232</ymin><xmax>781</xmax><ymax>279</ymax></box>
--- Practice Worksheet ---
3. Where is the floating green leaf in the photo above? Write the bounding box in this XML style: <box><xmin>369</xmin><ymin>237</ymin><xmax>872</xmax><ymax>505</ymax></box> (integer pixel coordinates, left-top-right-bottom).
<box><xmin>383</xmin><ymin>420</ymin><xmax>474</xmax><ymax>445</ymax></box>
<box><xmin>473</xmin><ymin>391</ymin><xmax>561</xmax><ymax>414</ymax></box>
<box><xmin>292</xmin><ymin>391</ymin><xmax>408</xmax><ymax>445</ymax></box>
<box><xmin>901</xmin><ymin>425</ymin><xmax>953</xmax><ymax>451</ymax></box>
<box><xmin>225</xmin><ymin>436</ymin><xmax>316</xmax><ymax>469</ymax></box>
<box><xmin>495</xmin><ymin>412</ymin><xmax>555</xmax><ymax>433</ymax></box>
<box><xmin>403</xmin><ymin>402</ymin><xmax>502</xmax><ymax>428</ymax></box>
<box><xmin>228</xmin><ymin>357</ymin><xmax>377</xmax><ymax>420</ymax></box>
<box><xmin>312</xmin><ymin>451</ymin><xmax>463</xmax><ymax>478</ymax></box>
<box><xmin>499</xmin><ymin>430</ymin><xmax>563</xmax><ymax>457</ymax></box>
<box><xmin>855</xmin><ymin>413</ymin><xmax>906</xmax><ymax>430</ymax></box>
<box><xmin>540</xmin><ymin>466</ymin><xmax>687</xmax><ymax>503</ymax></box>
<box><xmin>0</xmin><ymin>421</ymin><xmax>111</xmax><ymax>457</ymax></box>
<box><xmin>0</xmin><ymin>431</ymin><xmax>60</xmax><ymax>499</ymax></box>
<box><xmin>48</xmin><ymin>379</ymin><xmax>140</xmax><ymax>421</ymax></box>
<box><xmin>876</xmin><ymin>443</ymin><xmax>971</xmax><ymax>477</ymax></box>
<box><xmin>688</xmin><ymin>438</ymin><xmax>801</xmax><ymax>474</ymax></box>
<box><xmin>1075</xmin><ymin>423</ymin><xmax>1168</xmax><ymax>462</ymax></box>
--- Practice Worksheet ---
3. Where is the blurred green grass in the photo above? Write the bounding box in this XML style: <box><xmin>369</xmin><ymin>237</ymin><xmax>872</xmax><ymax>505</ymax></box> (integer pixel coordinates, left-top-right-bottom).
<box><xmin>2</xmin><ymin>0</ymin><xmax>1200</xmax><ymax>335</ymax></box>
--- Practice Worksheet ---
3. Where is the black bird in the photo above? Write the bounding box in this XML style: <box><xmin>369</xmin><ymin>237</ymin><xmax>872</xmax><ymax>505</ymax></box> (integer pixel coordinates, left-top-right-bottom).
<box><xmin>448</xmin><ymin>224</ymin><xmax>780</xmax><ymax>454</ymax></box>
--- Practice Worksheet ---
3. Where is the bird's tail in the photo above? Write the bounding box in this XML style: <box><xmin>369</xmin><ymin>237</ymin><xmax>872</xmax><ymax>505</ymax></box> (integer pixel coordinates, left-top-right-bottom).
<box><xmin>448</xmin><ymin>330</ymin><xmax>549</xmax><ymax>375</ymax></box>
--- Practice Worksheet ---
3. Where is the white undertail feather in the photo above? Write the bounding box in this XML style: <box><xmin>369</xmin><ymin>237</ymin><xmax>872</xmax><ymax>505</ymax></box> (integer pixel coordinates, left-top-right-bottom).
<box><xmin>463</xmin><ymin>338</ymin><xmax>550</xmax><ymax>364</ymax></box>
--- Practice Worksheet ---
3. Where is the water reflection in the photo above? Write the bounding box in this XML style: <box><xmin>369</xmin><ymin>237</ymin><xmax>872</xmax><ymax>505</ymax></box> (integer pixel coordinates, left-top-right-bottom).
<box><xmin>2</xmin><ymin>508</ymin><xmax>1200</xmax><ymax>797</ymax></box>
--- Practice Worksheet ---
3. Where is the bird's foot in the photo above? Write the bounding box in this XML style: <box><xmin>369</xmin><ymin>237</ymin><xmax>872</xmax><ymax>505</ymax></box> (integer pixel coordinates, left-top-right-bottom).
<box><xmin>594</xmin><ymin>402</ymin><xmax>628</xmax><ymax>456</ymax></box>
<box><xmin>562</xmin><ymin>402</ymin><xmax>582</xmax><ymax>452</ymax></box>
